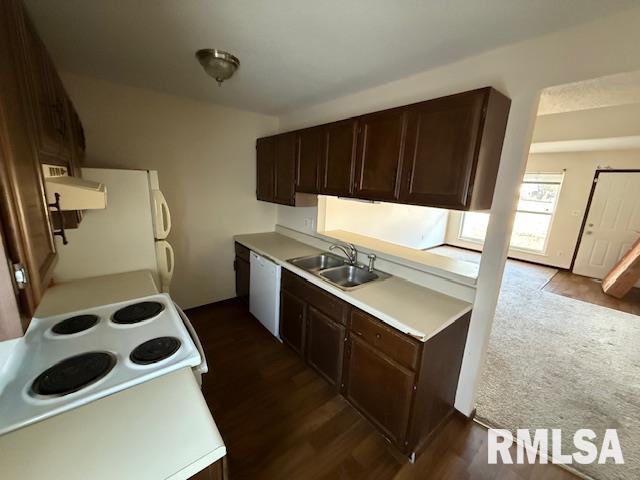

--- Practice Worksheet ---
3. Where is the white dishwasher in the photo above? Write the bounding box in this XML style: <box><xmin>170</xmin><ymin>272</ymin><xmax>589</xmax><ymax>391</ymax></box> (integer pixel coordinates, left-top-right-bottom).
<box><xmin>249</xmin><ymin>251</ymin><xmax>282</xmax><ymax>340</ymax></box>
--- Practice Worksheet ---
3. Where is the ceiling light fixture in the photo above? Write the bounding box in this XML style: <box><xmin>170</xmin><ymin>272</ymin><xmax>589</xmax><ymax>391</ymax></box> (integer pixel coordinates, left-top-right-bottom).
<box><xmin>195</xmin><ymin>49</ymin><xmax>240</xmax><ymax>86</ymax></box>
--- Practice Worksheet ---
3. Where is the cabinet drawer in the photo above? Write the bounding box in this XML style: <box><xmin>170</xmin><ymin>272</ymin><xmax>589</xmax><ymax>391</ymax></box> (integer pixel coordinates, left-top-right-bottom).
<box><xmin>281</xmin><ymin>268</ymin><xmax>307</xmax><ymax>296</ymax></box>
<box><xmin>304</xmin><ymin>281</ymin><xmax>349</xmax><ymax>325</ymax></box>
<box><xmin>282</xmin><ymin>270</ymin><xmax>348</xmax><ymax>325</ymax></box>
<box><xmin>234</xmin><ymin>242</ymin><xmax>250</xmax><ymax>262</ymax></box>
<box><xmin>350</xmin><ymin>309</ymin><xmax>421</xmax><ymax>370</ymax></box>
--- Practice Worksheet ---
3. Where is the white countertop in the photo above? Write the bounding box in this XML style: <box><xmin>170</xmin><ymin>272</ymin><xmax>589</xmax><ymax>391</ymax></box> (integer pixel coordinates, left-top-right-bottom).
<box><xmin>0</xmin><ymin>270</ymin><xmax>225</xmax><ymax>480</ymax></box>
<box><xmin>0</xmin><ymin>368</ymin><xmax>226</xmax><ymax>480</ymax></box>
<box><xmin>35</xmin><ymin>269</ymin><xmax>160</xmax><ymax>317</ymax></box>
<box><xmin>234</xmin><ymin>232</ymin><xmax>472</xmax><ymax>342</ymax></box>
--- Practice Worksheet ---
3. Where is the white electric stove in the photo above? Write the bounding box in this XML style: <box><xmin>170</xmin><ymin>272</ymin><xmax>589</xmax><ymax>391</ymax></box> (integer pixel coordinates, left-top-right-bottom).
<box><xmin>0</xmin><ymin>293</ymin><xmax>206</xmax><ymax>436</ymax></box>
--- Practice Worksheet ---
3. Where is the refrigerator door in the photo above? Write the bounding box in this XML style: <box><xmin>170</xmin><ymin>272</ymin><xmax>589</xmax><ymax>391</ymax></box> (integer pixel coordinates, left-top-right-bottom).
<box><xmin>249</xmin><ymin>252</ymin><xmax>281</xmax><ymax>339</ymax></box>
<box><xmin>151</xmin><ymin>190</ymin><xmax>171</xmax><ymax>239</ymax></box>
<box><xmin>155</xmin><ymin>240</ymin><xmax>174</xmax><ymax>293</ymax></box>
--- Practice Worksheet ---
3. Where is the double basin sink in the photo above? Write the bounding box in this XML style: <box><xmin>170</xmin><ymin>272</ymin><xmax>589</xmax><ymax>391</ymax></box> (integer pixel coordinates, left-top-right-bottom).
<box><xmin>287</xmin><ymin>253</ymin><xmax>390</xmax><ymax>291</ymax></box>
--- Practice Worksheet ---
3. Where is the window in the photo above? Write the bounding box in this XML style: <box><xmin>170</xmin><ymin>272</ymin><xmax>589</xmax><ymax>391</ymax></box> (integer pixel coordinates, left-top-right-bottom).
<box><xmin>459</xmin><ymin>172</ymin><xmax>564</xmax><ymax>253</ymax></box>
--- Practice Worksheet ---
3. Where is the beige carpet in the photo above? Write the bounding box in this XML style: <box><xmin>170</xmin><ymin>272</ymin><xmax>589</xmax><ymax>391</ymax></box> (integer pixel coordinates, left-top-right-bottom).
<box><xmin>429</xmin><ymin>246</ymin><xmax>640</xmax><ymax>480</ymax></box>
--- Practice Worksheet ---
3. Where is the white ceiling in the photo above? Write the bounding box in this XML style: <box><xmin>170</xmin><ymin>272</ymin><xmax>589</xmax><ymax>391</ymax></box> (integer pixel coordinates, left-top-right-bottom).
<box><xmin>25</xmin><ymin>0</ymin><xmax>637</xmax><ymax>115</ymax></box>
<box><xmin>538</xmin><ymin>71</ymin><xmax>640</xmax><ymax>115</ymax></box>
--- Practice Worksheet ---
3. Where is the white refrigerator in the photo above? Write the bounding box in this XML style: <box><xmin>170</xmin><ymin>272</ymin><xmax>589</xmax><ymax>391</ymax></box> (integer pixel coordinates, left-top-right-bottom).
<box><xmin>53</xmin><ymin>168</ymin><xmax>174</xmax><ymax>292</ymax></box>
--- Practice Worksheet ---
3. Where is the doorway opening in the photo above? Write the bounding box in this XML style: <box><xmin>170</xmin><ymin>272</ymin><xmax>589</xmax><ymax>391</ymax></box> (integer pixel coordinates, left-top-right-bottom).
<box><xmin>429</xmin><ymin>70</ymin><xmax>640</xmax><ymax>480</ymax></box>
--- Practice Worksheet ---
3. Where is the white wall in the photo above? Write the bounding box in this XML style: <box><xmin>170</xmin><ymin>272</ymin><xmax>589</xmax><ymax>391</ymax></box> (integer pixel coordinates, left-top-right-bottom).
<box><xmin>273</xmin><ymin>7</ymin><xmax>640</xmax><ymax>415</ymax></box>
<box><xmin>532</xmin><ymin>103</ymin><xmax>640</xmax><ymax>143</ymax></box>
<box><xmin>61</xmin><ymin>73</ymin><xmax>279</xmax><ymax>309</ymax></box>
<box><xmin>446</xmin><ymin>150</ymin><xmax>640</xmax><ymax>268</ymax></box>
<box><xmin>321</xmin><ymin>197</ymin><xmax>447</xmax><ymax>249</ymax></box>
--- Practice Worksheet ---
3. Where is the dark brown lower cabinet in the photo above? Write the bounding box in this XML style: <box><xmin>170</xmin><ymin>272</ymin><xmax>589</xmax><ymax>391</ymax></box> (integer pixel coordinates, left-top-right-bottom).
<box><xmin>279</xmin><ymin>290</ymin><xmax>306</xmax><ymax>356</ymax></box>
<box><xmin>279</xmin><ymin>269</ymin><xmax>471</xmax><ymax>459</ymax></box>
<box><xmin>344</xmin><ymin>334</ymin><xmax>415</xmax><ymax>447</ymax></box>
<box><xmin>234</xmin><ymin>242</ymin><xmax>250</xmax><ymax>303</ymax></box>
<box><xmin>188</xmin><ymin>457</ymin><xmax>227</xmax><ymax>480</ymax></box>
<box><xmin>234</xmin><ymin>257</ymin><xmax>249</xmax><ymax>301</ymax></box>
<box><xmin>306</xmin><ymin>306</ymin><xmax>345</xmax><ymax>388</ymax></box>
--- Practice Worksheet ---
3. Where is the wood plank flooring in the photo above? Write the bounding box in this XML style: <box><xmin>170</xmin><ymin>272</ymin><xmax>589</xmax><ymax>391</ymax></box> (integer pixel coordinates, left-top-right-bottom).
<box><xmin>188</xmin><ymin>299</ymin><xmax>578</xmax><ymax>480</ymax></box>
<box><xmin>543</xmin><ymin>270</ymin><xmax>640</xmax><ymax>316</ymax></box>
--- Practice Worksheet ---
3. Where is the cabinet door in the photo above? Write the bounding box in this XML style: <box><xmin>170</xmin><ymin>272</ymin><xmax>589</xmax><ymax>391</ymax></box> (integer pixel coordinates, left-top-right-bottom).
<box><xmin>187</xmin><ymin>457</ymin><xmax>226</xmax><ymax>480</ymax></box>
<box><xmin>319</xmin><ymin>119</ymin><xmax>357</xmax><ymax>196</ymax></box>
<box><xmin>399</xmin><ymin>91</ymin><xmax>486</xmax><ymax>209</ymax></box>
<box><xmin>234</xmin><ymin>256</ymin><xmax>250</xmax><ymax>302</ymax></box>
<box><xmin>21</xmin><ymin>14</ymin><xmax>69</xmax><ymax>164</ymax></box>
<box><xmin>273</xmin><ymin>133</ymin><xmax>297</xmax><ymax>205</ymax></box>
<box><xmin>0</xmin><ymin>0</ymin><xmax>57</xmax><ymax>322</ymax></box>
<box><xmin>296</xmin><ymin>127</ymin><xmax>324</xmax><ymax>193</ymax></box>
<box><xmin>306</xmin><ymin>306</ymin><xmax>346</xmax><ymax>388</ymax></box>
<box><xmin>344</xmin><ymin>334</ymin><xmax>415</xmax><ymax>448</ymax></box>
<box><xmin>256</xmin><ymin>137</ymin><xmax>275</xmax><ymax>202</ymax></box>
<box><xmin>353</xmin><ymin>108</ymin><xmax>407</xmax><ymax>201</ymax></box>
<box><xmin>280</xmin><ymin>290</ymin><xmax>306</xmax><ymax>355</ymax></box>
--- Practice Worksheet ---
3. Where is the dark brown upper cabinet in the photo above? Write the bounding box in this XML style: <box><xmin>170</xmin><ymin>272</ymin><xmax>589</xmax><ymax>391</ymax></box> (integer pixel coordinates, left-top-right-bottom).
<box><xmin>22</xmin><ymin>15</ymin><xmax>71</xmax><ymax>166</ymax></box>
<box><xmin>255</xmin><ymin>87</ymin><xmax>509</xmax><ymax>210</ymax></box>
<box><xmin>0</xmin><ymin>0</ymin><xmax>88</xmax><ymax>328</ymax></box>
<box><xmin>319</xmin><ymin>119</ymin><xmax>358</xmax><ymax>196</ymax></box>
<box><xmin>256</xmin><ymin>136</ymin><xmax>275</xmax><ymax>202</ymax></box>
<box><xmin>353</xmin><ymin>108</ymin><xmax>408</xmax><ymax>201</ymax></box>
<box><xmin>399</xmin><ymin>88</ymin><xmax>510</xmax><ymax>210</ymax></box>
<box><xmin>256</xmin><ymin>133</ymin><xmax>318</xmax><ymax>207</ymax></box>
<box><xmin>273</xmin><ymin>133</ymin><xmax>297</xmax><ymax>205</ymax></box>
<box><xmin>296</xmin><ymin>127</ymin><xmax>324</xmax><ymax>194</ymax></box>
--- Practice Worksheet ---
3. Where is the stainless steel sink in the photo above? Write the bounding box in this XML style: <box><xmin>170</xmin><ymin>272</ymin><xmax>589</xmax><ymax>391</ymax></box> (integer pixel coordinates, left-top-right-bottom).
<box><xmin>319</xmin><ymin>265</ymin><xmax>383</xmax><ymax>289</ymax></box>
<box><xmin>288</xmin><ymin>253</ymin><xmax>345</xmax><ymax>272</ymax></box>
<box><xmin>287</xmin><ymin>253</ymin><xmax>390</xmax><ymax>291</ymax></box>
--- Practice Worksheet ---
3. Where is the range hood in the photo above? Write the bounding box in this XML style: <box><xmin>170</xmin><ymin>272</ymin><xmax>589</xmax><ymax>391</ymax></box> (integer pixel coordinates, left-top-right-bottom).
<box><xmin>45</xmin><ymin>176</ymin><xmax>107</xmax><ymax>210</ymax></box>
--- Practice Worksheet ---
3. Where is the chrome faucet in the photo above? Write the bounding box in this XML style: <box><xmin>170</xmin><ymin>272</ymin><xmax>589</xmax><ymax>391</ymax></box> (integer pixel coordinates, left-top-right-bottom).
<box><xmin>329</xmin><ymin>242</ymin><xmax>358</xmax><ymax>264</ymax></box>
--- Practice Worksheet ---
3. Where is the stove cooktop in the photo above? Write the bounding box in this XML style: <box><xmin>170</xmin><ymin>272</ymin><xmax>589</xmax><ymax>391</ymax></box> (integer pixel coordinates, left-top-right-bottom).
<box><xmin>31</xmin><ymin>352</ymin><xmax>117</xmax><ymax>397</ymax></box>
<box><xmin>51</xmin><ymin>314</ymin><xmax>99</xmax><ymax>335</ymax></box>
<box><xmin>0</xmin><ymin>293</ymin><xmax>202</xmax><ymax>436</ymax></box>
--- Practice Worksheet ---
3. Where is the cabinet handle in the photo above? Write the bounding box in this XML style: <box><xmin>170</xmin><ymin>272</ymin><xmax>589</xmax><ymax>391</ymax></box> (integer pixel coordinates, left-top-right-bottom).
<box><xmin>48</xmin><ymin>192</ymin><xmax>68</xmax><ymax>245</ymax></box>
<box><xmin>375</xmin><ymin>333</ymin><xmax>381</xmax><ymax>340</ymax></box>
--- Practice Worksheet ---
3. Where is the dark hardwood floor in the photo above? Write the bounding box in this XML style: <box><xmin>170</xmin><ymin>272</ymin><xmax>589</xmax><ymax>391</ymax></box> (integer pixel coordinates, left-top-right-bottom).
<box><xmin>543</xmin><ymin>270</ymin><xmax>640</xmax><ymax>316</ymax></box>
<box><xmin>188</xmin><ymin>299</ymin><xmax>578</xmax><ymax>480</ymax></box>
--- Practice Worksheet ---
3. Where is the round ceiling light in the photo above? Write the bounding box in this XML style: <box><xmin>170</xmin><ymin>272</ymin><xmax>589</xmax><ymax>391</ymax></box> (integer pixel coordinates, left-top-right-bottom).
<box><xmin>195</xmin><ymin>49</ymin><xmax>240</xmax><ymax>86</ymax></box>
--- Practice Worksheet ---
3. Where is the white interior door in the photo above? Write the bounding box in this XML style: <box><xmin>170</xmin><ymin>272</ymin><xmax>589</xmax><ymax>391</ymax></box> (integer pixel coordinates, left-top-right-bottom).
<box><xmin>573</xmin><ymin>172</ymin><xmax>640</xmax><ymax>280</ymax></box>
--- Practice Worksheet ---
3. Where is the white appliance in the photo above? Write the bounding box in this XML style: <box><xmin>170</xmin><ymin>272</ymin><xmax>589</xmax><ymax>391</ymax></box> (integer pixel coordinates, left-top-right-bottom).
<box><xmin>249</xmin><ymin>252</ymin><xmax>282</xmax><ymax>339</ymax></box>
<box><xmin>0</xmin><ymin>293</ymin><xmax>206</xmax><ymax>435</ymax></box>
<box><xmin>53</xmin><ymin>168</ymin><xmax>173</xmax><ymax>292</ymax></box>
